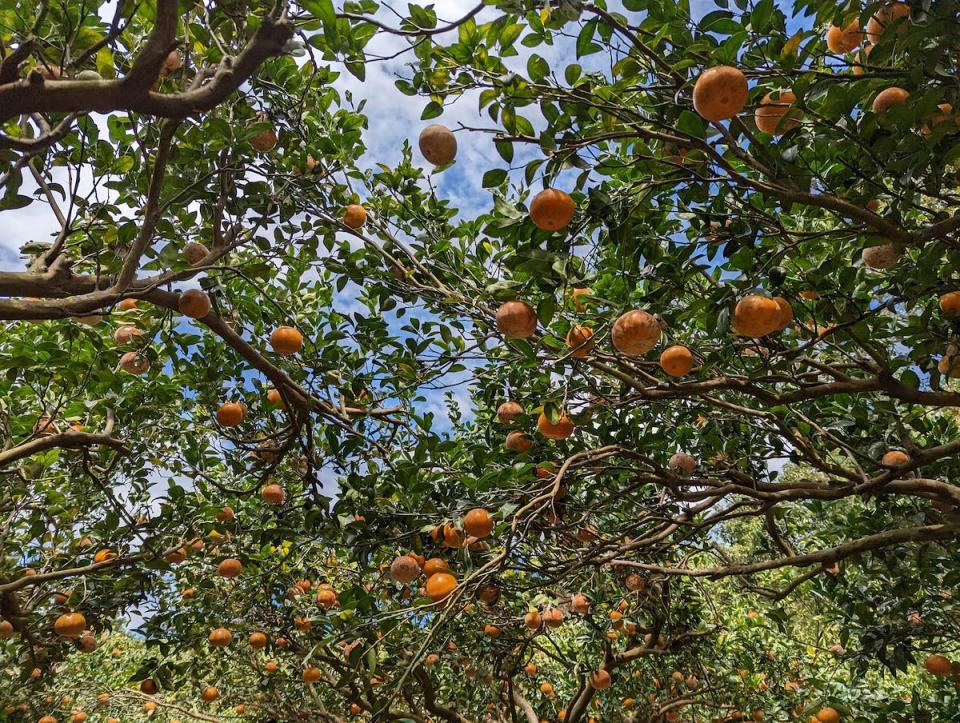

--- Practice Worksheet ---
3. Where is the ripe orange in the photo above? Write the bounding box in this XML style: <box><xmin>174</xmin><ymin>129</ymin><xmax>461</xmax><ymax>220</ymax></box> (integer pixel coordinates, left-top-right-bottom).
<box><xmin>0</xmin><ymin>620</ymin><xmax>15</xmax><ymax>639</ymax></box>
<box><xmin>483</xmin><ymin>624</ymin><xmax>500</xmax><ymax>638</ymax></box>
<box><xmin>249</xmin><ymin>120</ymin><xmax>277</xmax><ymax>152</ymax></box>
<box><xmin>431</xmin><ymin>523</ymin><xmax>464</xmax><ymax>548</ymax></box>
<box><xmin>505</xmin><ymin>431</ymin><xmax>532</xmax><ymax>453</ymax></box>
<box><xmin>611</xmin><ymin>310</ymin><xmax>660</xmax><ymax>355</ymax></box>
<box><xmin>262</xmin><ymin>484</ymin><xmax>285</xmax><ymax>505</ymax></box>
<box><xmin>865</xmin><ymin>2</ymin><xmax>910</xmax><ymax>44</ymax></box>
<box><xmin>463</xmin><ymin>508</ymin><xmax>494</xmax><ymax>538</ymax></box>
<box><xmin>773</xmin><ymin>296</ymin><xmax>794</xmax><ymax>331</ymax></box>
<box><xmin>201</xmin><ymin>687</ymin><xmax>218</xmax><ymax>702</ymax></box>
<box><xmin>235</xmin><ymin>705</ymin><xmax>246</xmax><ymax>715</ymax></box>
<box><xmin>216</xmin><ymin>507</ymin><xmax>235</xmax><ymax>523</ymax></box>
<box><xmin>140</xmin><ymin>679</ymin><xmax>158</xmax><ymax>694</ymax></box>
<box><xmin>881</xmin><ymin>450</ymin><xmax>909</xmax><ymax>467</ymax></box>
<box><xmin>248</xmin><ymin>631</ymin><xmax>267</xmax><ymax>648</ymax></box>
<box><xmin>425</xmin><ymin>572</ymin><xmax>457</xmax><ymax>601</ymax></box>
<box><xmin>53</xmin><ymin>612</ymin><xmax>86</xmax><ymax>639</ymax></box>
<box><xmin>495</xmin><ymin>301</ymin><xmax>537</xmax><ymax>339</ymax></box>
<box><xmin>217</xmin><ymin>558</ymin><xmax>243</xmax><ymax>578</ymax></box>
<box><xmin>861</xmin><ymin>243</ymin><xmax>900</xmax><ymax>269</ymax></box>
<box><xmin>754</xmin><ymin>90</ymin><xmax>800</xmax><ymax>135</ymax></box>
<box><xmin>529</xmin><ymin>188</ymin><xmax>575</xmax><ymax>231</ymax></box>
<box><xmin>524</xmin><ymin>610</ymin><xmax>542</xmax><ymax>629</ymax></box>
<box><xmin>208</xmin><ymin>627</ymin><xmax>232</xmax><ymax>647</ymax></box>
<box><xmin>216</xmin><ymin>401</ymin><xmax>246</xmax><ymax>427</ymax></box>
<box><xmin>815</xmin><ymin>708</ymin><xmax>840</xmax><ymax>723</ymax></box>
<box><xmin>119</xmin><ymin>351</ymin><xmax>149</xmax><ymax>375</ymax></box>
<box><xmin>732</xmin><ymin>295</ymin><xmax>782</xmax><ymax>338</ymax></box>
<box><xmin>539</xmin><ymin>682</ymin><xmax>554</xmax><ymax>695</ymax></box>
<box><xmin>316</xmin><ymin>587</ymin><xmax>339</xmax><ymax>609</ymax></box>
<box><xmin>419</xmin><ymin>124</ymin><xmax>457</xmax><ymax>165</ymax></box>
<box><xmin>118</xmin><ymin>299</ymin><xmax>138</xmax><ymax>311</ymax></box>
<box><xmin>264</xmin><ymin>661</ymin><xmax>278</xmax><ymax>673</ymax></box>
<box><xmin>924</xmin><ymin>654</ymin><xmax>952</xmax><ymax>676</ymax></box>
<box><xmin>303</xmin><ymin>667</ymin><xmax>322</xmax><ymax>683</ymax></box>
<box><xmin>571</xmin><ymin>593</ymin><xmax>590</xmax><ymax>615</ymax></box>
<box><xmin>660</xmin><ymin>345</ymin><xmax>693</xmax><ymax>376</ymax></box>
<box><xmin>570</xmin><ymin>287</ymin><xmax>591</xmax><ymax>311</ymax></box>
<box><xmin>183</xmin><ymin>242</ymin><xmax>209</xmax><ymax>265</ymax></box>
<box><xmin>668</xmin><ymin>452</ymin><xmax>696</xmax><ymax>476</ymax></box>
<box><xmin>390</xmin><ymin>555</ymin><xmax>420</xmax><ymax>583</ymax></box>
<box><xmin>343</xmin><ymin>204</ymin><xmax>367</xmax><ymax>229</ymax></box>
<box><xmin>524</xmin><ymin>662</ymin><xmax>537</xmax><ymax>674</ymax></box>
<box><xmin>165</xmin><ymin>547</ymin><xmax>186</xmax><ymax>564</ymax></box>
<box><xmin>496</xmin><ymin>400</ymin><xmax>524</xmax><ymax>423</ymax></box>
<box><xmin>422</xmin><ymin>558</ymin><xmax>450</xmax><ymax>577</ymax></box>
<box><xmin>537</xmin><ymin>412</ymin><xmax>574</xmax><ymax>440</ymax></box>
<box><xmin>269</xmin><ymin>326</ymin><xmax>304</xmax><ymax>355</ymax></box>
<box><xmin>476</xmin><ymin>582</ymin><xmax>500</xmax><ymax>604</ymax></box>
<box><xmin>113</xmin><ymin>325</ymin><xmax>143</xmax><ymax>345</ymax></box>
<box><xmin>825</xmin><ymin>20</ymin><xmax>860</xmax><ymax>53</ymax></box>
<box><xmin>266</xmin><ymin>388</ymin><xmax>283</xmax><ymax>407</ymax></box>
<box><xmin>693</xmin><ymin>66</ymin><xmax>748</xmax><ymax>122</ymax></box>
<box><xmin>565</xmin><ymin>324</ymin><xmax>594</xmax><ymax>358</ymax></box>
<box><xmin>77</xmin><ymin>633</ymin><xmax>97</xmax><ymax>653</ymax></box>
<box><xmin>177</xmin><ymin>289</ymin><xmax>211</xmax><ymax>319</ymax></box>
<box><xmin>939</xmin><ymin>292</ymin><xmax>960</xmax><ymax>318</ymax></box>
<box><xmin>590</xmin><ymin>669</ymin><xmax>612</xmax><ymax>690</ymax></box>
<box><xmin>542</xmin><ymin>608</ymin><xmax>564</xmax><ymax>628</ymax></box>
<box><xmin>872</xmin><ymin>87</ymin><xmax>909</xmax><ymax>113</ymax></box>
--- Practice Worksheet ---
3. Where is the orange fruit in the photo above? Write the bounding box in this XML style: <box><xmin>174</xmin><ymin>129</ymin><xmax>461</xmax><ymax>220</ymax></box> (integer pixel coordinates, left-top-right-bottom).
<box><xmin>216</xmin><ymin>401</ymin><xmax>246</xmax><ymax>427</ymax></box>
<box><xmin>266</xmin><ymin>388</ymin><xmax>284</xmax><ymax>407</ymax></box>
<box><xmin>590</xmin><ymin>669</ymin><xmax>612</xmax><ymax>690</ymax></box>
<box><xmin>425</xmin><ymin>572</ymin><xmax>457</xmax><ymax>601</ymax></box>
<box><xmin>262</xmin><ymin>484</ymin><xmax>285</xmax><ymax>504</ymax></box>
<box><xmin>53</xmin><ymin>612</ymin><xmax>86</xmax><ymax>639</ymax></box>
<box><xmin>529</xmin><ymin>188</ymin><xmax>575</xmax><ymax>231</ymax></box>
<box><xmin>524</xmin><ymin>610</ymin><xmax>542</xmax><ymax>629</ymax></box>
<box><xmin>524</xmin><ymin>662</ymin><xmax>537</xmax><ymax>674</ymax></box>
<box><xmin>0</xmin><ymin>620</ymin><xmax>15</xmax><ymax>639</ymax></box>
<box><xmin>119</xmin><ymin>351</ymin><xmax>149</xmax><ymax>375</ymax></box>
<box><xmin>248</xmin><ymin>631</ymin><xmax>267</xmax><ymax>648</ymax></box>
<box><xmin>117</xmin><ymin>299</ymin><xmax>138</xmax><ymax>311</ymax></box>
<box><xmin>537</xmin><ymin>412</ymin><xmax>574</xmax><ymax>440</ymax></box>
<box><xmin>660</xmin><ymin>345</ymin><xmax>693</xmax><ymax>376</ymax></box>
<box><xmin>463</xmin><ymin>508</ymin><xmax>494</xmax><ymax>538</ymax></box>
<box><xmin>483</xmin><ymin>624</ymin><xmax>500</xmax><ymax>637</ymax></box>
<box><xmin>419</xmin><ymin>124</ymin><xmax>457</xmax><ymax>165</ymax></box>
<box><xmin>815</xmin><ymin>708</ymin><xmax>840</xmax><ymax>723</ymax></box>
<box><xmin>924</xmin><ymin>654</ymin><xmax>952</xmax><ymax>676</ymax></box>
<box><xmin>668</xmin><ymin>452</ymin><xmax>696</xmax><ymax>476</ymax></box>
<box><xmin>872</xmin><ymin>87</ymin><xmax>909</xmax><ymax>113</ymax></box>
<box><xmin>861</xmin><ymin>243</ymin><xmax>900</xmax><ymax>269</ymax></box>
<box><xmin>865</xmin><ymin>2</ymin><xmax>910</xmax><ymax>44</ymax></box>
<box><xmin>269</xmin><ymin>326</ymin><xmax>303</xmax><ymax>355</ymax></box>
<box><xmin>343</xmin><ymin>204</ymin><xmax>367</xmax><ymax>229</ymax></box>
<box><xmin>940</xmin><ymin>292</ymin><xmax>960</xmax><ymax>318</ymax></box>
<box><xmin>165</xmin><ymin>547</ymin><xmax>186</xmax><ymax>564</ymax></box>
<box><xmin>215</xmin><ymin>507</ymin><xmax>235</xmax><ymax>523</ymax></box>
<box><xmin>217</xmin><ymin>558</ymin><xmax>243</xmax><ymax>578</ymax></box>
<box><xmin>140</xmin><ymin>679</ymin><xmax>158</xmax><ymax>694</ymax></box>
<box><xmin>569</xmin><ymin>287</ymin><xmax>591</xmax><ymax>311</ymax></box>
<box><xmin>611</xmin><ymin>310</ymin><xmax>660</xmax><ymax>355</ymax></box>
<box><xmin>542</xmin><ymin>608</ymin><xmax>564</xmax><ymax>628</ymax></box>
<box><xmin>693</xmin><ymin>66</ymin><xmax>748</xmax><ymax>121</ymax></box>
<box><xmin>732</xmin><ymin>295</ymin><xmax>782</xmax><ymax>337</ymax></box>
<box><xmin>93</xmin><ymin>549</ymin><xmax>115</xmax><ymax>563</ymax></box>
<box><xmin>505</xmin><ymin>430</ymin><xmax>532</xmax><ymax>453</ymax></box>
<box><xmin>496</xmin><ymin>400</ymin><xmax>523</xmax><ymax>423</ymax></box>
<box><xmin>539</xmin><ymin>682</ymin><xmax>554</xmax><ymax>695</ymax></box>
<box><xmin>390</xmin><ymin>555</ymin><xmax>420</xmax><ymax>583</ymax></box>
<box><xmin>303</xmin><ymin>667</ymin><xmax>322</xmax><ymax>683</ymax></box>
<box><xmin>773</xmin><ymin>296</ymin><xmax>793</xmax><ymax>331</ymax></box>
<box><xmin>200</xmin><ymin>687</ymin><xmax>218</xmax><ymax>702</ymax></box>
<box><xmin>183</xmin><ymin>242</ymin><xmax>209</xmax><ymax>265</ymax></box>
<box><xmin>565</xmin><ymin>324</ymin><xmax>594</xmax><ymax>358</ymax></box>
<box><xmin>422</xmin><ymin>558</ymin><xmax>450</xmax><ymax>577</ymax></box>
<box><xmin>208</xmin><ymin>627</ymin><xmax>232</xmax><ymax>647</ymax></box>
<box><xmin>825</xmin><ymin>20</ymin><xmax>860</xmax><ymax>53</ymax></box>
<box><xmin>113</xmin><ymin>325</ymin><xmax>143</xmax><ymax>345</ymax></box>
<box><xmin>571</xmin><ymin>593</ymin><xmax>590</xmax><ymax>615</ymax></box>
<box><xmin>755</xmin><ymin>90</ymin><xmax>800</xmax><ymax>135</ymax></box>
<box><xmin>316</xmin><ymin>587</ymin><xmax>339</xmax><ymax>609</ymax></box>
<box><xmin>177</xmin><ymin>289</ymin><xmax>211</xmax><ymax>319</ymax></box>
<box><xmin>249</xmin><ymin>119</ymin><xmax>277</xmax><ymax>152</ymax></box>
<box><xmin>495</xmin><ymin>301</ymin><xmax>537</xmax><ymax>339</ymax></box>
<box><xmin>881</xmin><ymin>450</ymin><xmax>909</xmax><ymax>467</ymax></box>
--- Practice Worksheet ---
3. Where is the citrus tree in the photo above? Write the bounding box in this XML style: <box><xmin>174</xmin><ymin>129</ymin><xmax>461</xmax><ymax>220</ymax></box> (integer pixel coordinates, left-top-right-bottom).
<box><xmin>2</xmin><ymin>0</ymin><xmax>960</xmax><ymax>720</ymax></box>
